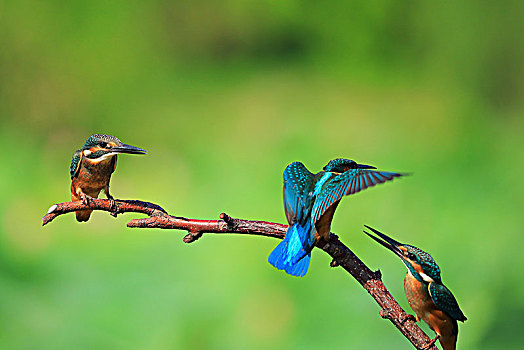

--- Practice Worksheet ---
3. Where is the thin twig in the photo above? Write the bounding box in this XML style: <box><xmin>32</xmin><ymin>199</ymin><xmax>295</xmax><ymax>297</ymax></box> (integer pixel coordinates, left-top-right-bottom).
<box><xmin>42</xmin><ymin>199</ymin><xmax>437</xmax><ymax>350</ymax></box>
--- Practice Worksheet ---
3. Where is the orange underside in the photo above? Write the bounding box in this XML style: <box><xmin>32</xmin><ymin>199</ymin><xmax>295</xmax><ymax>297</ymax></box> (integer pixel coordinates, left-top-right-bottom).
<box><xmin>404</xmin><ymin>273</ymin><xmax>458</xmax><ymax>350</ymax></box>
<box><xmin>71</xmin><ymin>157</ymin><xmax>115</xmax><ymax>222</ymax></box>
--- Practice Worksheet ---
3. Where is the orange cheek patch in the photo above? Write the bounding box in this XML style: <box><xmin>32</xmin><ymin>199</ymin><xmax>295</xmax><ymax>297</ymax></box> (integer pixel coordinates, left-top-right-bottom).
<box><xmin>413</xmin><ymin>263</ymin><xmax>424</xmax><ymax>275</ymax></box>
<box><xmin>84</xmin><ymin>147</ymin><xmax>97</xmax><ymax>156</ymax></box>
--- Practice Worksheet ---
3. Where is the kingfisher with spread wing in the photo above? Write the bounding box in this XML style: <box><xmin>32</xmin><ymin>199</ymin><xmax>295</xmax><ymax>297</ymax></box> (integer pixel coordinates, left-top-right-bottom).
<box><xmin>268</xmin><ymin>158</ymin><xmax>404</xmax><ymax>277</ymax></box>
<box><xmin>364</xmin><ymin>226</ymin><xmax>466</xmax><ymax>350</ymax></box>
<box><xmin>70</xmin><ymin>134</ymin><xmax>147</xmax><ymax>222</ymax></box>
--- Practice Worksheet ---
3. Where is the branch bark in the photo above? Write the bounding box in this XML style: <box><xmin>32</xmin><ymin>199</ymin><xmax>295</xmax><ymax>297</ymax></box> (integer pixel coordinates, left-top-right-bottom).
<box><xmin>43</xmin><ymin>199</ymin><xmax>437</xmax><ymax>350</ymax></box>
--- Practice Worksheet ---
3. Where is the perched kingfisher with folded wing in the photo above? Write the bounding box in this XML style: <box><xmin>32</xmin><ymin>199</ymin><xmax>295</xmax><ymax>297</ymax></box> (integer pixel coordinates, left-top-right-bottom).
<box><xmin>70</xmin><ymin>134</ymin><xmax>147</xmax><ymax>222</ymax></box>
<box><xmin>268</xmin><ymin>158</ymin><xmax>404</xmax><ymax>277</ymax></box>
<box><xmin>363</xmin><ymin>226</ymin><xmax>467</xmax><ymax>350</ymax></box>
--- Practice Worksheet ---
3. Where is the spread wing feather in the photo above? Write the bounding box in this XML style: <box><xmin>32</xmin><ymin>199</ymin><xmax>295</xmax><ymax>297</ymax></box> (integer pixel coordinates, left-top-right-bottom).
<box><xmin>311</xmin><ymin>170</ymin><xmax>403</xmax><ymax>224</ymax></box>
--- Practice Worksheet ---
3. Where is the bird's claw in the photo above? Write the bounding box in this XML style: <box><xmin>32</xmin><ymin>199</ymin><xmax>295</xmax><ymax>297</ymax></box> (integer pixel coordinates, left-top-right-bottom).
<box><xmin>401</xmin><ymin>313</ymin><xmax>417</xmax><ymax>324</ymax></box>
<box><xmin>421</xmin><ymin>335</ymin><xmax>439</xmax><ymax>349</ymax></box>
<box><xmin>107</xmin><ymin>195</ymin><xmax>118</xmax><ymax>217</ymax></box>
<box><xmin>79</xmin><ymin>192</ymin><xmax>92</xmax><ymax>206</ymax></box>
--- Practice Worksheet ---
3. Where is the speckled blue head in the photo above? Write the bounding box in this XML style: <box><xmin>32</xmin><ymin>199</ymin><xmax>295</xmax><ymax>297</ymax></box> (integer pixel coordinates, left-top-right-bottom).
<box><xmin>400</xmin><ymin>244</ymin><xmax>441</xmax><ymax>284</ymax></box>
<box><xmin>81</xmin><ymin>134</ymin><xmax>146</xmax><ymax>159</ymax></box>
<box><xmin>363</xmin><ymin>226</ymin><xmax>441</xmax><ymax>284</ymax></box>
<box><xmin>83</xmin><ymin>134</ymin><xmax>123</xmax><ymax>149</ymax></box>
<box><xmin>323</xmin><ymin>158</ymin><xmax>376</xmax><ymax>173</ymax></box>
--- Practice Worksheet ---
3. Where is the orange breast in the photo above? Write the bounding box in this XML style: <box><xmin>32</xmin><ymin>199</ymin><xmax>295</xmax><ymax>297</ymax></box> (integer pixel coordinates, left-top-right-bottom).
<box><xmin>404</xmin><ymin>273</ymin><xmax>457</xmax><ymax>348</ymax></box>
<box><xmin>404</xmin><ymin>272</ymin><xmax>433</xmax><ymax>323</ymax></box>
<box><xmin>71</xmin><ymin>157</ymin><xmax>114</xmax><ymax>198</ymax></box>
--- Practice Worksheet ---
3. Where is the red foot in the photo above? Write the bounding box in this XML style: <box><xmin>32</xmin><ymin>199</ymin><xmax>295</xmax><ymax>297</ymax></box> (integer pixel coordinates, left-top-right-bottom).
<box><xmin>79</xmin><ymin>192</ymin><xmax>93</xmax><ymax>206</ymax></box>
<box><xmin>401</xmin><ymin>313</ymin><xmax>417</xmax><ymax>324</ymax></box>
<box><xmin>106</xmin><ymin>194</ymin><xmax>118</xmax><ymax>217</ymax></box>
<box><xmin>422</xmin><ymin>335</ymin><xmax>439</xmax><ymax>349</ymax></box>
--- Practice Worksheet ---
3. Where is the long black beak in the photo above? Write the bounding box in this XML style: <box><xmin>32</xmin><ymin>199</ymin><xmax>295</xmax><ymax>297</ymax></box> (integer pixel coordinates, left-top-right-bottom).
<box><xmin>112</xmin><ymin>144</ymin><xmax>147</xmax><ymax>155</ymax></box>
<box><xmin>363</xmin><ymin>225</ymin><xmax>403</xmax><ymax>257</ymax></box>
<box><xmin>357</xmin><ymin>163</ymin><xmax>377</xmax><ymax>170</ymax></box>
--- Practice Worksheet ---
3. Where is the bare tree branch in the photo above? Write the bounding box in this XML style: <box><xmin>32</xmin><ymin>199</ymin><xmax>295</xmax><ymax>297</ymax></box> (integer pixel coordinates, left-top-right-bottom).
<box><xmin>43</xmin><ymin>199</ymin><xmax>437</xmax><ymax>350</ymax></box>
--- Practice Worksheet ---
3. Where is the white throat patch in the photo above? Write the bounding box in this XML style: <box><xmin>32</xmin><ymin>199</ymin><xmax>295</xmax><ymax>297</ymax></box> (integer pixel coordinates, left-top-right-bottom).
<box><xmin>89</xmin><ymin>152</ymin><xmax>117</xmax><ymax>163</ymax></box>
<box><xmin>99</xmin><ymin>152</ymin><xmax>117</xmax><ymax>160</ymax></box>
<box><xmin>418</xmin><ymin>272</ymin><xmax>435</xmax><ymax>283</ymax></box>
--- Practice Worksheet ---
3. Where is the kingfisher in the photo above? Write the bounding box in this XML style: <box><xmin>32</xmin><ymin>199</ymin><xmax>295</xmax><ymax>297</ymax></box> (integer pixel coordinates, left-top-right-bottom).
<box><xmin>363</xmin><ymin>226</ymin><xmax>466</xmax><ymax>350</ymax></box>
<box><xmin>70</xmin><ymin>134</ymin><xmax>147</xmax><ymax>222</ymax></box>
<box><xmin>268</xmin><ymin>158</ymin><xmax>404</xmax><ymax>277</ymax></box>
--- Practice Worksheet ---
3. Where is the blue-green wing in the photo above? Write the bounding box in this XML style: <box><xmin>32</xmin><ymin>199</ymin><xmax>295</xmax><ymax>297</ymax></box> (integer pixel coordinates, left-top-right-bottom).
<box><xmin>429</xmin><ymin>282</ymin><xmax>467</xmax><ymax>322</ymax></box>
<box><xmin>311</xmin><ymin>169</ymin><xmax>403</xmax><ymax>224</ymax></box>
<box><xmin>283</xmin><ymin>162</ymin><xmax>315</xmax><ymax>225</ymax></box>
<box><xmin>70</xmin><ymin>149</ymin><xmax>83</xmax><ymax>179</ymax></box>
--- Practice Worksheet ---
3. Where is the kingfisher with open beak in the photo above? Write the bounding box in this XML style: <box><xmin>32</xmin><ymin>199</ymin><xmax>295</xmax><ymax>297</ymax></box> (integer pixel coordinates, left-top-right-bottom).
<box><xmin>268</xmin><ymin>158</ymin><xmax>404</xmax><ymax>277</ymax></box>
<box><xmin>70</xmin><ymin>134</ymin><xmax>147</xmax><ymax>222</ymax></box>
<box><xmin>364</xmin><ymin>226</ymin><xmax>467</xmax><ymax>350</ymax></box>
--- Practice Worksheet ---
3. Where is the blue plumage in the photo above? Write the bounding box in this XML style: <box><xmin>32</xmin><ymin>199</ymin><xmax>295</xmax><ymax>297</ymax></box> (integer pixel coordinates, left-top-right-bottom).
<box><xmin>311</xmin><ymin>170</ymin><xmax>402</xmax><ymax>223</ymax></box>
<box><xmin>429</xmin><ymin>282</ymin><xmax>467</xmax><ymax>323</ymax></box>
<box><xmin>269</xmin><ymin>159</ymin><xmax>404</xmax><ymax>277</ymax></box>
<box><xmin>268</xmin><ymin>222</ymin><xmax>313</xmax><ymax>277</ymax></box>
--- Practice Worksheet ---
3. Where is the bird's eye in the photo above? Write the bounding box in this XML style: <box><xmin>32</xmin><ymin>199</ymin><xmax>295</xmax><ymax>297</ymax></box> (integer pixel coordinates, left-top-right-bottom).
<box><xmin>99</xmin><ymin>142</ymin><xmax>108</xmax><ymax>148</ymax></box>
<box><xmin>407</xmin><ymin>253</ymin><xmax>416</xmax><ymax>260</ymax></box>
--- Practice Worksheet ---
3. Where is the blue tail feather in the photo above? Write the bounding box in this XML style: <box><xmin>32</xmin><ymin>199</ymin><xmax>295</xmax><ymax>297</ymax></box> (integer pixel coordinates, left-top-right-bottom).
<box><xmin>285</xmin><ymin>252</ymin><xmax>310</xmax><ymax>277</ymax></box>
<box><xmin>268</xmin><ymin>239</ymin><xmax>289</xmax><ymax>270</ymax></box>
<box><xmin>268</xmin><ymin>222</ymin><xmax>313</xmax><ymax>277</ymax></box>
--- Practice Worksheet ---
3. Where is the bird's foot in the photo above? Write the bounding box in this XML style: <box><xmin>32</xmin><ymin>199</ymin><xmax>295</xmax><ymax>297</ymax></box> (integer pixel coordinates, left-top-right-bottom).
<box><xmin>421</xmin><ymin>335</ymin><xmax>439</xmax><ymax>349</ymax></box>
<box><xmin>79</xmin><ymin>192</ymin><xmax>93</xmax><ymax>206</ymax></box>
<box><xmin>400</xmin><ymin>313</ymin><xmax>417</xmax><ymax>324</ymax></box>
<box><xmin>106</xmin><ymin>194</ymin><xmax>118</xmax><ymax>217</ymax></box>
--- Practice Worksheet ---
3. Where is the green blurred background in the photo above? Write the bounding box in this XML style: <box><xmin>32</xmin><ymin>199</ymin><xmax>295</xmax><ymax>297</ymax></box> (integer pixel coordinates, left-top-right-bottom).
<box><xmin>1</xmin><ymin>1</ymin><xmax>523</xmax><ymax>349</ymax></box>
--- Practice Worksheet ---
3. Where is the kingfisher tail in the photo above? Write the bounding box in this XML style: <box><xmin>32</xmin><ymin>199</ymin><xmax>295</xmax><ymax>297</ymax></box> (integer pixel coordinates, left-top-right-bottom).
<box><xmin>71</xmin><ymin>190</ymin><xmax>93</xmax><ymax>222</ymax></box>
<box><xmin>268</xmin><ymin>222</ymin><xmax>313</xmax><ymax>277</ymax></box>
<box><xmin>439</xmin><ymin>334</ymin><xmax>458</xmax><ymax>350</ymax></box>
<box><xmin>75</xmin><ymin>210</ymin><xmax>92</xmax><ymax>222</ymax></box>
